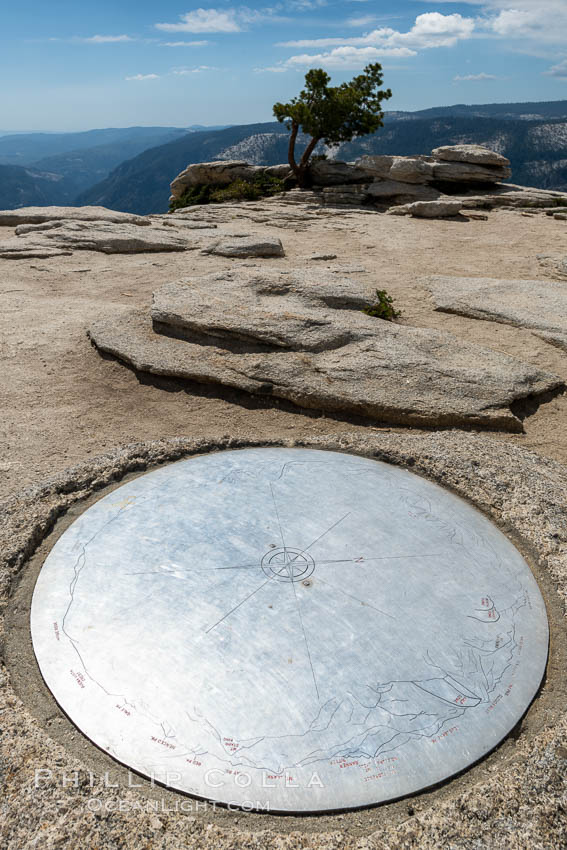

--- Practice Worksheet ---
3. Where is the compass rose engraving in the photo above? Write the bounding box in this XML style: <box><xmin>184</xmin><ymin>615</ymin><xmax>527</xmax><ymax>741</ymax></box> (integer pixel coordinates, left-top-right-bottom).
<box><xmin>261</xmin><ymin>548</ymin><xmax>316</xmax><ymax>583</ymax></box>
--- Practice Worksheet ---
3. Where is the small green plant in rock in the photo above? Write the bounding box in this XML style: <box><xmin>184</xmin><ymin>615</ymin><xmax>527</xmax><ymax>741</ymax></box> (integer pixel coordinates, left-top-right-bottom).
<box><xmin>210</xmin><ymin>178</ymin><xmax>260</xmax><ymax>203</ymax></box>
<box><xmin>253</xmin><ymin>172</ymin><xmax>287</xmax><ymax>197</ymax></box>
<box><xmin>362</xmin><ymin>289</ymin><xmax>402</xmax><ymax>321</ymax></box>
<box><xmin>170</xmin><ymin>184</ymin><xmax>212</xmax><ymax>211</ymax></box>
<box><xmin>211</xmin><ymin>174</ymin><xmax>285</xmax><ymax>203</ymax></box>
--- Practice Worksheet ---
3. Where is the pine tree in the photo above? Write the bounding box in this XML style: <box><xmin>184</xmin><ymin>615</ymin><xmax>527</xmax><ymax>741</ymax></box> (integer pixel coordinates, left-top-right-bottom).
<box><xmin>273</xmin><ymin>64</ymin><xmax>392</xmax><ymax>187</ymax></box>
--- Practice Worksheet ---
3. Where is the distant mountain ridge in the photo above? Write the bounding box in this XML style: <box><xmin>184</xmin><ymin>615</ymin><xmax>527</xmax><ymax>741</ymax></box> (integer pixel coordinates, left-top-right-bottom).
<box><xmin>29</xmin><ymin>135</ymin><xmax>197</xmax><ymax>199</ymax></box>
<box><xmin>76</xmin><ymin>123</ymin><xmax>292</xmax><ymax>214</ymax></box>
<box><xmin>78</xmin><ymin>102</ymin><xmax>567</xmax><ymax>215</ymax></box>
<box><xmin>1</xmin><ymin>102</ymin><xmax>566</xmax><ymax>213</ymax></box>
<box><xmin>0</xmin><ymin>127</ymin><xmax>192</xmax><ymax>166</ymax></box>
<box><xmin>0</xmin><ymin>126</ymin><xmax>233</xmax><ymax>210</ymax></box>
<box><xmin>385</xmin><ymin>100</ymin><xmax>567</xmax><ymax>121</ymax></box>
<box><xmin>0</xmin><ymin>165</ymin><xmax>73</xmax><ymax>208</ymax></box>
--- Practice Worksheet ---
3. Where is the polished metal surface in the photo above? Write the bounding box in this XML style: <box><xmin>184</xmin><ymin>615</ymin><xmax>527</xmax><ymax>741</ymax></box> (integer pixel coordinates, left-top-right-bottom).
<box><xmin>31</xmin><ymin>448</ymin><xmax>549</xmax><ymax>812</ymax></box>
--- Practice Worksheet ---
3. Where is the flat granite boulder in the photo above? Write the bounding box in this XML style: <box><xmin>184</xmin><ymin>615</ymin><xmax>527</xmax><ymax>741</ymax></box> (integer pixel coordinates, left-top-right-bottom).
<box><xmin>432</xmin><ymin>145</ymin><xmax>511</xmax><ymax>168</ymax></box>
<box><xmin>388</xmin><ymin>156</ymin><xmax>435</xmax><ymax>184</ymax></box>
<box><xmin>309</xmin><ymin>159</ymin><xmax>377</xmax><ymax>186</ymax></box>
<box><xmin>0</xmin><ymin>238</ymin><xmax>73</xmax><ymax>259</ymax></box>
<box><xmin>456</xmin><ymin>183</ymin><xmax>567</xmax><ymax>210</ymax></box>
<box><xmin>432</xmin><ymin>161</ymin><xmax>512</xmax><ymax>183</ymax></box>
<box><xmin>151</xmin><ymin>272</ymin><xmax>373</xmax><ymax>352</ymax></box>
<box><xmin>170</xmin><ymin>160</ymin><xmax>253</xmax><ymax>196</ymax></box>
<box><xmin>3</xmin><ymin>220</ymin><xmax>191</xmax><ymax>255</ymax></box>
<box><xmin>88</xmin><ymin>270</ymin><xmax>563</xmax><ymax>431</ymax></box>
<box><xmin>537</xmin><ymin>254</ymin><xmax>567</xmax><ymax>278</ymax></box>
<box><xmin>355</xmin><ymin>149</ymin><xmax>510</xmax><ymax>186</ymax></box>
<box><xmin>321</xmin><ymin>185</ymin><xmax>368</xmax><ymax>207</ymax></box>
<box><xmin>201</xmin><ymin>234</ymin><xmax>285</xmax><ymax>258</ymax></box>
<box><xmin>169</xmin><ymin>161</ymin><xmax>294</xmax><ymax>200</ymax></box>
<box><xmin>150</xmin><ymin>215</ymin><xmax>218</xmax><ymax>230</ymax></box>
<box><xmin>0</xmin><ymin>205</ymin><xmax>150</xmax><ymax>227</ymax></box>
<box><xmin>388</xmin><ymin>200</ymin><xmax>464</xmax><ymax>219</ymax></box>
<box><xmin>428</xmin><ymin>274</ymin><xmax>567</xmax><ymax>352</ymax></box>
<box><xmin>365</xmin><ymin>181</ymin><xmax>440</xmax><ymax>202</ymax></box>
<box><xmin>356</xmin><ymin>155</ymin><xmax>435</xmax><ymax>184</ymax></box>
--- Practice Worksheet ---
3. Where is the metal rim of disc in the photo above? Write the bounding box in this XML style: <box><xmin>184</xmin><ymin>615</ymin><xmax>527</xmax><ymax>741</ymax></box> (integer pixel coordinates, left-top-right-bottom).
<box><xmin>30</xmin><ymin>448</ymin><xmax>549</xmax><ymax>813</ymax></box>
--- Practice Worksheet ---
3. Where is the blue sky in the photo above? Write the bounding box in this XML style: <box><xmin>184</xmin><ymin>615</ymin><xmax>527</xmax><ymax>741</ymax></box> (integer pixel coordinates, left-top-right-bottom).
<box><xmin>1</xmin><ymin>1</ymin><xmax>566</xmax><ymax>131</ymax></box>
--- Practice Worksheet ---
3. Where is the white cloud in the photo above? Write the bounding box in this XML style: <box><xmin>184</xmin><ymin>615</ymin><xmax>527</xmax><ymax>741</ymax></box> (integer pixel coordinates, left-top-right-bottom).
<box><xmin>276</xmin><ymin>12</ymin><xmax>475</xmax><ymax>68</ymax></box>
<box><xmin>284</xmin><ymin>46</ymin><xmax>418</xmax><ymax>70</ymax></box>
<box><xmin>546</xmin><ymin>58</ymin><xmax>567</xmax><ymax>77</ymax></box>
<box><xmin>156</xmin><ymin>6</ymin><xmax>292</xmax><ymax>34</ymax></box>
<box><xmin>454</xmin><ymin>72</ymin><xmax>498</xmax><ymax>80</ymax></box>
<box><xmin>160</xmin><ymin>41</ymin><xmax>211</xmax><ymax>47</ymax></box>
<box><xmin>172</xmin><ymin>65</ymin><xmax>219</xmax><ymax>74</ymax></box>
<box><xmin>238</xmin><ymin>7</ymin><xmax>289</xmax><ymax>25</ymax></box>
<box><xmin>405</xmin><ymin>12</ymin><xmax>475</xmax><ymax>47</ymax></box>
<box><xmin>279</xmin><ymin>36</ymin><xmax>353</xmax><ymax>48</ymax></box>
<box><xmin>418</xmin><ymin>1</ymin><xmax>567</xmax><ymax>47</ymax></box>
<box><xmin>81</xmin><ymin>34</ymin><xmax>133</xmax><ymax>43</ymax></box>
<box><xmin>255</xmin><ymin>65</ymin><xmax>290</xmax><ymax>73</ymax></box>
<box><xmin>156</xmin><ymin>4</ymin><xmax>326</xmax><ymax>35</ymax></box>
<box><xmin>489</xmin><ymin>9</ymin><xmax>538</xmax><ymax>36</ymax></box>
<box><xmin>485</xmin><ymin>3</ymin><xmax>567</xmax><ymax>48</ymax></box>
<box><xmin>279</xmin><ymin>13</ymin><xmax>475</xmax><ymax>51</ymax></box>
<box><xmin>346</xmin><ymin>15</ymin><xmax>377</xmax><ymax>28</ymax></box>
<box><xmin>156</xmin><ymin>9</ymin><xmax>241</xmax><ymax>34</ymax></box>
<box><xmin>125</xmin><ymin>73</ymin><xmax>159</xmax><ymax>81</ymax></box>
<box><xmin>287</xmin><ymin>0</ymin><xmax>327</xmax><ymax>8</ymax></box>
<box><xmin>35</xmin><ymin>33</ymin><xmax>136</xmax><ymax>45</ymax></box>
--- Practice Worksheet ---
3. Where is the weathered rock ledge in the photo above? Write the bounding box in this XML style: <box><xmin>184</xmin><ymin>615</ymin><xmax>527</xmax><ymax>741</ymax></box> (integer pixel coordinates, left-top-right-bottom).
<box><xmin>87</xmin><ymin>269</ymin><xmax>564</xmax><ymax>432</ymax></box>
<box><xmin>428</xmin><ymin>275</ymin><xmax>567</xmax><ymax>353</ymax></box>
<box><xmin>0</xmin><ymin>205</ymin><xmax>150</xmax><ymax>227</ymax></box>
<box><xmin>169</xmin><ymin>146</ymin><xmax>567</xmax><ymax>216</ymax></box>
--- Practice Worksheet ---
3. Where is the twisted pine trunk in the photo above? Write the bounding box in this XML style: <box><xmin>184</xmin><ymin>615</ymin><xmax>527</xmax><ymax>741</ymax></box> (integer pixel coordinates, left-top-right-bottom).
<box><xmin>287</xmin><ymin>122</ymin><xmax>321</xmax><ymax>189</ymax></box>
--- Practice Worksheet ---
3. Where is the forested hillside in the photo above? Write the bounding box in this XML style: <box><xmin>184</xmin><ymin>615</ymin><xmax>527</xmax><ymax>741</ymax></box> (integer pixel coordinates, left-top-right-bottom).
<box><xmin>0</xmin><ymin>164</ymin><xmax>75</xmax><ymax>208</ymax></box>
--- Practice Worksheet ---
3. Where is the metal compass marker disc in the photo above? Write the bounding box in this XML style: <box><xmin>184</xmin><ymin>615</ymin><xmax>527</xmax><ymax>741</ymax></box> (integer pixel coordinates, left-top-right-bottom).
<box><xmin>30</xmin><ymin>448</ymin><xmax>549</xmax><ymax>813</ymax></box>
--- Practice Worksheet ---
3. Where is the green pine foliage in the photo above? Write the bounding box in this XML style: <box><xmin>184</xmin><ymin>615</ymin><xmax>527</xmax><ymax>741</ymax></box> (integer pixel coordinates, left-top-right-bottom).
<box><xmin>273</xmin><ymin>64</ymin><xmax>392</xmax><ymax>186</ymax></box>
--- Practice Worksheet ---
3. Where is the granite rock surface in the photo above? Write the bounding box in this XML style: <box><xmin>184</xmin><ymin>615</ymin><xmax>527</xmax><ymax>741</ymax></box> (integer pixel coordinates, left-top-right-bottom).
<box><xmin>151</xmin><ymin>272</ymin><xmax>374</xmax><ymax>351</ymax></box>
<box><xmin>0</xmin><ymin>239</ymin><xmax>73</xmax><ymax>259</ymax></box>
<box><xmin>428</xmin><ymin>274</ymin><xmax>567</xmax><ymax>352</ymax></box>
<box><xmin>431</xmin><ymin>145</ymin><xmax>511</xmax><ymax>168</ymax></box>
<box><xmin>356</xmin><ymin>155</ymin><xmax>435</xmax><ymax>185</ymax></box>
<box><xmin>431</xmin><ymin>160</ymin><xmax>512</xmax><ymax>183</ymax></box>
<box><xmin>365</xmin><ymin>180</ymin><xmax>440</xmax><ymax>203</ymax></box>
<box><xmin>388</xmin><ymin>200</ymin><xmax>464</xmax><ymax>218</ymax></box>
<box><xmin>170</xmin><ymin>160</ymin><xmax>292</xmax><ymax>200</ymax></box>
<box><xmin>309</xmin><ymin>159</ymin><xmax>376</xmax><ymax>186</ymax></box>
<box><xmin>0</xmin><ymin>220</ymin><xmax>192</xmax><ymax>255</ymax></box>
<box><xmin>88</xmin><ymin>269</ymin><xmax>563</xmax><ymax>431</ymax></box>
<box><xmin>357</xmin><ymin>146</ymin><xmax>511</xmax><ymax>186</ymax></box>
<box><xmin>0</xmin><ymin>205</ymin><xmax>150</xmax><ymax>227</ymax></box>
<box><xmin>201</xmin><ymin>234</ymin><xmax>285</xmax><ymax>258</ymax></box>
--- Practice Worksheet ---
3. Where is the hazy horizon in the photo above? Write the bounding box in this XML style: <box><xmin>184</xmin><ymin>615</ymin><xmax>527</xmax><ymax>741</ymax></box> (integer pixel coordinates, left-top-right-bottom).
<box><xmin>2</xmin><ymin>95</ymin><xmax>567</xmax><ymax>136</ymax></box>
